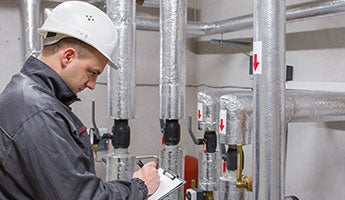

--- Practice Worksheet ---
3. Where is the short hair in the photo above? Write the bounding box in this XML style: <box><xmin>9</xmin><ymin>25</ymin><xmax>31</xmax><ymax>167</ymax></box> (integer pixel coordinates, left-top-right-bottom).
<box><xmin>41</xmin><ymin>37</ymin><xmax>97</xmax><ymax>59</ymax></box>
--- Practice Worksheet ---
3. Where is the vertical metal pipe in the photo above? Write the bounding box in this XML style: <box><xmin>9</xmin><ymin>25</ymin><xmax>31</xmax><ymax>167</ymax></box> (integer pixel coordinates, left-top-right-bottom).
<box><xmin>159</xmin><ymin>0</ymin><xmax>187</xmax><ymax>120</ymax></box>
<box><xmin>107</xmin><ymin>0</ymin><xmax>136</xmax><ymax>119</ymax></box>
<box><xmin>252</xmin><ymin>0</ymin><xmax>286</xmax><ymax>199</ymax></box>
<box><xmin>20</xmin><ymin>0</ymin><xmax>42</xmax><ymax>64</ymax></box>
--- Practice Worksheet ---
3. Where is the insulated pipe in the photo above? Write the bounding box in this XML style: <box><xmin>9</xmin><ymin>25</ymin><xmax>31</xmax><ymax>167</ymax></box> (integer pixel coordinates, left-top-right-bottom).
<box><xmin>197</xmin><ymin>91</ymin><xmax>236</xmax><ymax>132</ymax></box>
<box><xmin>106</xmin><ymin>0</ymin><xmax>136</xmax><ymax>119</ymax></box>
<box><xmin>252</xmin><ymin>0</ymin><xmax>286</xmax><ymax>200</ymax></box>
<box><xmin>219</xmin><ymin>90</ymin><xmax>345</xmax><ymax>146</ymax></box>
<box><xmin>139</xmin><ymin>0</ymin><xmax>160</xmax><ymax>7</ymax></box>
<box><xmin>286</xmin><ymin>90</ymin><xmax>345</xmax><ymax>122</ymax></box>
<box><xmin>136</xmin><ymin>17</ymin><xmax>160</xmax><ymax>31</ymax></box>
<box><xmin>136</xmin><ymin>0</ymin><xmax>345</xmax><ymax>38</ymax></box>
<box><xmin>20</xmin><ymin>0</ymin><xmax>42</xmax><ymax>63</ymax></box>
<box><xmin>219</xmin><ymin>92</ymin><xmax>253</xmax><ymax>145</ymax></box>
<box><xmin>159</xmin><ymin>0</ymin><xmax>186</xmax><ymax>120</ymax></box>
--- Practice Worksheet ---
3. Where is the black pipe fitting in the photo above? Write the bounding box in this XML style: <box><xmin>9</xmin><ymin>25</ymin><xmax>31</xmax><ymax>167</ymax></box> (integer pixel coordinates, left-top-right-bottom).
<box><xmin>111</xmin><ymin>119</ymin><xmax>130</xmax><ymax>149</ymax></box>
<box><xmin>163</xmin><ymin>119</ymin><xmax>180</xmax><ymax>146</ymax></box>
<box><xmin>204</xmin><ymin>131</ymin><xmax>217</xmax><ymax>153</ymax></box>
<box><xmin>226</xmin><ymin>146</ymin><xmax>244</xmax><ymax>171</ymax></box>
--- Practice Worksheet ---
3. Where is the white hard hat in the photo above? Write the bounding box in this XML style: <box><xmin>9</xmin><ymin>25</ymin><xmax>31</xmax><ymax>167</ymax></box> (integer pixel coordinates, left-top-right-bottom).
<box><xmin>38</xmin><ymin>1</ymin><xmax>118</xmax><ymax>69</ymax></box>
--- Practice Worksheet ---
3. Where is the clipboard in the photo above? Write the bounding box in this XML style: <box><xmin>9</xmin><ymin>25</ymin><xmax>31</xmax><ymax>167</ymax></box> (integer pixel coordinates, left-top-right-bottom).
<box><xmin>147</xmin><ymin>168</ymin><xmax>186</xmax><ymax>200</ymax></box>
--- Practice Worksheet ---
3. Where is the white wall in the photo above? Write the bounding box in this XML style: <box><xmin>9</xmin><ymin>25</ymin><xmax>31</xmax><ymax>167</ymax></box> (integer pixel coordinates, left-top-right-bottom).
<box><xmin>0</xmin><ymin>0</ymin><xmax>22</xmax><ymax>92</ymax></box>
<box><xmin>196</xmin><ymin>0</ymin><xmax>345</xmax><ymax>200</ymax></box>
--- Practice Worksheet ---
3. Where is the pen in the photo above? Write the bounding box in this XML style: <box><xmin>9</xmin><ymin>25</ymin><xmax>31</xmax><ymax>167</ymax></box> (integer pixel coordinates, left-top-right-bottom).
<box><xmin>136</xmin><ymin>159</ymin><xmax>144</xmax><ymax>168</ymax></box>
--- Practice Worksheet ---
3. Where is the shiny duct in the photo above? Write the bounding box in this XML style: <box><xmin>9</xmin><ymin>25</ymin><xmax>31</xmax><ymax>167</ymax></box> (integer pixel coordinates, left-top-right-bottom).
<box><xmin>107</xmin><ymin>0</ymin><xmax>136</xmax><ymax>119</ymax></box>
<box><xmin>159</xmin><ymin>0</ymin><xmax>186</xmax><ymax>119</ymax></box>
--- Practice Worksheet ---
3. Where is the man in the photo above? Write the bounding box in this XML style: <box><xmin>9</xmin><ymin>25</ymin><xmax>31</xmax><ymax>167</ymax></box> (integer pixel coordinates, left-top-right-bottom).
<box><xmin>0</xmin><ymin>1</ymin><xmax>159</xmax><ymax>199</ymax></box>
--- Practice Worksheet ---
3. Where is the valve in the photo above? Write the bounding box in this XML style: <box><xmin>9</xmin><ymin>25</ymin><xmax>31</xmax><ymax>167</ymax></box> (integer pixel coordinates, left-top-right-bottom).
<box><xmin>236</xmin><ymin>144</ymin><xmax>252</xmax><ymax>191</ymax></box>
<box><xmin>187</xmin><ymin>116</ymin><xmax>217</xmax><ymax>153</ymax></box>
<box><xmin>91</xmin><ymin>100</ymin><xmax>113</xmax><ymax>154</ymax></box>
<box><xmin>136</xmin><ymin>0</ymin><xmax>144</xmax><ymax>6</ymax></box>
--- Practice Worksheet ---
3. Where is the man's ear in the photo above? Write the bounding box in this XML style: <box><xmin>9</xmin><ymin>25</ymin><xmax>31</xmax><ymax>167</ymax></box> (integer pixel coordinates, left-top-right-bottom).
<box><xmin>61</xmin><ymin>48</ymin><xmax>77</xmax><ymax>68</ymax></box>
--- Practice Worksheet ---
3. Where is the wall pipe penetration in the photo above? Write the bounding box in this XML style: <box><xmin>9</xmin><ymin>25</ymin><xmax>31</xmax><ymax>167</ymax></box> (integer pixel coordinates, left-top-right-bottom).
<box><xmin>137</xmin><ymin>0</ymin><xmax>345</xmax><ymax>38</ymax></box>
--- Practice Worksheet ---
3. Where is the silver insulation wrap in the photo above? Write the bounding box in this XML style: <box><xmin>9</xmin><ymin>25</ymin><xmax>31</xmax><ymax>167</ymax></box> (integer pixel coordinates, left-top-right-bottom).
<box><xmin>219</xmin><ymin>170</ymin><xmax>245</xmax><ymax>200</ymax></box>
<box><xmin>252</xmin><ymin>0</ymin><xmax>286</xmax><ymax>199</ymax></box>
<box><xmin>198</xmin><ymin>151</ymin><xmax>221</xmax><ymax>191</ymax></box>
<box><xmin>107</xmin><ymin>0</ymin><xmax>136</xmax><ymax>119</ymax></box>
<box><xmin>198</xmin><ymin>91</ymin><xmax>236</xmax><ymax>132</ymax></box>
<box><xmin>219</xmin><ymin>92</ymin><xmax>253</xmax><ymax>145</ymax></box>
<box><xmin>286</xmin><ymin>90</ymin><xmax>345</xmax><ymax>122</ymax></box>
<box><xmin>187</xmin><ymin>14</ymin><xmax>253</xmax><ymax>38</ymax></box>
<box><xmin>286</xmin><ymin>0</ymin><xmax>345</xmax><ymax>21</ymax></box>
<box><xmin>159</xmin><ymin>0</ymin><xmax>186</xmax><ymax>119</ymax></box>
<box><xmin>137</xmin><ymin>0</ymin><xmax>345</xmax><ymax>38</ymax></box>
<box><xmin>106</xmin><ymin>149</ymin><xmax>135</xmax><ymax>181</ymax></box>
<box><xmin>187</xmin><ymin>0</ymin><xmax>345</xmax><ymax>38</ymax></box>
<box><xmin>159</xmin><ymin>145</ymin><xmax>185</xmax><ymax>200</ymax></box>
<box><xmin>219</xmin><ymin>90</ymin><xmax>345</xmax><ymax>145</ymax></box>
<box><xmin>20</xmin><ymin>0</ymin><xmax>42</xmax><ymax>63</ymax></box>
<box><xmin>136</xmin><ymin>17</ymin><xmax>160</xmax><ymax>31</ymax></box>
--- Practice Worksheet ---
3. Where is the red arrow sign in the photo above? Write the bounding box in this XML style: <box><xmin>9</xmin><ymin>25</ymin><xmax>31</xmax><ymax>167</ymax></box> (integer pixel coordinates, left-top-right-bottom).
<box><xmin>253</xmin><ymin>54</ymin><xmax>260</xmax><ymax>71</ymax></box>
<box><xmin>220</xmin><ymin>119</ymin><xmax>225</xmax><ymax>131</ymax></box>
<box><xmin>198</xmin><ymin>109</ymin><xmax>201</xmax><ymax>119</ymax></box>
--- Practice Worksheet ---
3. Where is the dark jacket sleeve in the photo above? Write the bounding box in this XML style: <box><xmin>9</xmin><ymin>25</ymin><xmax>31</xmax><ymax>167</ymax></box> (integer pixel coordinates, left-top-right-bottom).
<box><xmin>11</xmin><ymin>110</ymin><xmax>147</xmax><ymax>200</ymax></box>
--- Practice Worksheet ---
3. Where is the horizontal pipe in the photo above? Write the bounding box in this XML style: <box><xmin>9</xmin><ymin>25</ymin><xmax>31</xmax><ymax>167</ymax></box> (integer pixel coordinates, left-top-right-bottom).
<box><xmin>286</xmin><ymin>90</ymin><xmax>345</xmax><ymax>122</ymax></box>
<box><xmin>137</xmin><ymin>0</ymin><xmax>345</xmax><ymax>37</ymax></box>
<box><xmin>219</xmin><ymin>90</ymin><xmax>345</xmax><ymax>145</ymax></box>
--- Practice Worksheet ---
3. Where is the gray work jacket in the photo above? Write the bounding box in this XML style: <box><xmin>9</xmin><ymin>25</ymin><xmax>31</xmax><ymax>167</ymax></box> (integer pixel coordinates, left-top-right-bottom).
<box><xmin>0</xmin><ymin>56</ymin><xmax>147</xmax><ymax>200</ymax></box>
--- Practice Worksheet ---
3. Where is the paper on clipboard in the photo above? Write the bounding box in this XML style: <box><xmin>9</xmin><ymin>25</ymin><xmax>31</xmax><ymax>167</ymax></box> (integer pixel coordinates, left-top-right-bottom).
<box><xmin>147</xmin><ymin>168</ymin><xmax>186</xmax><ymax>200</ymax></box>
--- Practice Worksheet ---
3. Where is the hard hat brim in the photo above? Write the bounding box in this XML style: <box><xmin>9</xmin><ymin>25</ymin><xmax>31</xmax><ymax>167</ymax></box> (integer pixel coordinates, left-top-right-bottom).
<box><xmin>39</xmin><ymin>31</ymin><xmax>118</xmax><ymax>70</ymax></box>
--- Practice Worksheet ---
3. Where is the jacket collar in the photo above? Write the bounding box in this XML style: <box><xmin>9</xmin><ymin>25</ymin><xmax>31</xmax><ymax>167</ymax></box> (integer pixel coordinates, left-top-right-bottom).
<box><xmin>21</xmin><ymin>56</ymin><xmax>80</xmax><ymax>106</ymax></box>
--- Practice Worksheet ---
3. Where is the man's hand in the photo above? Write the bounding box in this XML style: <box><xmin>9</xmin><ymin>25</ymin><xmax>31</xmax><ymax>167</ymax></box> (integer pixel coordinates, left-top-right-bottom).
<box><xmin>133</xmin><ymin>161</ymin><xmax>160</xmax><ymax>195</ymax></box>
